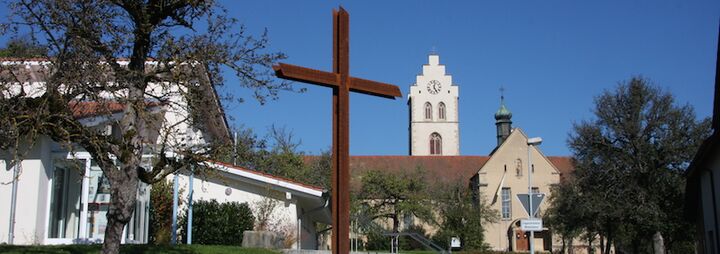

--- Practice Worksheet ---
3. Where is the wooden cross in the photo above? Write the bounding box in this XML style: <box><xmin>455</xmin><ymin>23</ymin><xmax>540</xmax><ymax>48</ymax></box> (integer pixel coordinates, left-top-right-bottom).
<box><xmin>273</xmin><ymin>7</ymin><xmax>401</xmax><ymax>253</ymax></box>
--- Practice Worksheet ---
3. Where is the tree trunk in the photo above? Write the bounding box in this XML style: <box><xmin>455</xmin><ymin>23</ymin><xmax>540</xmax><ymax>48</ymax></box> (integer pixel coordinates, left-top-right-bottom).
<box><xmin>561</xmin><ymin>236</ymin><xmax>567</xmax><ymax>254</ymax></box>
<box><xmin>101</xmin><ymin>174</ymin><xmax>139</xmax><ymax>254</ymax></box>
<box><xmin>600</xmin><ymin>234</ymin><xmax>605</xmax><ymax>254</ymax></box>
<box><xmin>392</xmin><ymin>214</ymin><xmax>399</xmax><ymax>233</ymax></box>
<box><xmin>604</xmin><ymin>233</ymin><xmax>613</xmax><ymax>254</ymax></box>
<box><xmin>653</xmin><ymin>231</ymin><xmax>665</xmax><ymax>254</ymax></box>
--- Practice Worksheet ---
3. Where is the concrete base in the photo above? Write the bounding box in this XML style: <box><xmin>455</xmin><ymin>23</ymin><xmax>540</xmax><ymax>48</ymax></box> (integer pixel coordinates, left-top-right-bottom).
<box><xmin>242</xmin><ymin>230</ymin><xmax>283</xmax><ymax>249</ymax></box>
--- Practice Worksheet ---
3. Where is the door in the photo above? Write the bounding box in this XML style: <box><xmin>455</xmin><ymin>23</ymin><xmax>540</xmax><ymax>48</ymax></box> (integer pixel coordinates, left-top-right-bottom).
<box><xmin>515</xmin><ymin>229</ymin><xmax>529</xmax><ymax>251</ymax></box>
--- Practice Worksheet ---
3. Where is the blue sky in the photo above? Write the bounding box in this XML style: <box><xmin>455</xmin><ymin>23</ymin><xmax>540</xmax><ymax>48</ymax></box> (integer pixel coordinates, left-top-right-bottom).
<box><xmin>2</xmin><ymin>1</ymin><xmax>719</xmax><ymax>156</ymax></box>
<box><xmin>220</xmin><ymin>1</ymin><xmax>719</xmax><ymax>156</ymax></box>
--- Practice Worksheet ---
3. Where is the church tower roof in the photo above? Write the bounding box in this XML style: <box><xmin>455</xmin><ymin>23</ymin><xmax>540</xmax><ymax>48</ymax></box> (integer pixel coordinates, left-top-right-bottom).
<box><xmin>494</xmin><ymin>95</ymin><xmax>512</xmax><ymax>120</ymax></box>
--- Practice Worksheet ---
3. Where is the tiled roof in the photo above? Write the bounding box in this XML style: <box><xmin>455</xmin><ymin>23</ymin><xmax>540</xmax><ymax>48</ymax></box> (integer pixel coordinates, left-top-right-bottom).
<box><xmin>547</xmin><ymin>156</ymin><xmax>575</xmax><ymax>183</ymax></box>
<box><xmin>349</xmin><ymin>155</ymin><xmax>489</xmax><ymax>185</ymax></box>
<box><xmin>305</xmin><ymin>155</ymin><xmax>575</xmax><ymax>188</ymax></box>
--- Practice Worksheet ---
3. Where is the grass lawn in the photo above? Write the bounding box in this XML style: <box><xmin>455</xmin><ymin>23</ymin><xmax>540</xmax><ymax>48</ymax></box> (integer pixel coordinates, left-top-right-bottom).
<box><xmin>0</xmin><ymin>244</ymin><xmax>280</xmax><ymax>254</ymax></box>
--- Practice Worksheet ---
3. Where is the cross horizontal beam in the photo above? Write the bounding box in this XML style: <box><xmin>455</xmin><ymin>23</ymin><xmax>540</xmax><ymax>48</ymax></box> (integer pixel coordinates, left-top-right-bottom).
<box><xmin>273</xmin><ymin>63</ymin><xmax>402</xmax><ymax>99</ymax></box>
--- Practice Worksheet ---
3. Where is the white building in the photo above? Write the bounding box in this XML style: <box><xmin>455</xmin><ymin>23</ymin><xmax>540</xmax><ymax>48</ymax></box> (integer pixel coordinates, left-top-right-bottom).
<box><xmin>408</xmin><ymin>54</ymin><xmax>460</xmax><ymax>156</ymax></box>
<box><xmin>0</xmin><ymin>59</ymin><xmax>330</xmax><ymax>248</ymax></box>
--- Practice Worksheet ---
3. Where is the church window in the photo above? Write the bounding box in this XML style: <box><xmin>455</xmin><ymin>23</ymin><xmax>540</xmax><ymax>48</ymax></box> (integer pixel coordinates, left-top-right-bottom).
<box><xmin>438</xmin><ymin>102</ymin><xmax>446</xmax><ymax>120</ymax></box>
<box><xmin>424</xmin><ymin>102</ymin><xmax>432</xmax><ymax>120</ymax></box>
<box><xmin>430</xmin><ymin>133</ymin><xmax>442</xmax><ymax>155</ymax></box>
<box><xmin>501</xmin><ymin>187</ymin><xmax>511</xmax><ymax>219</ymax></box>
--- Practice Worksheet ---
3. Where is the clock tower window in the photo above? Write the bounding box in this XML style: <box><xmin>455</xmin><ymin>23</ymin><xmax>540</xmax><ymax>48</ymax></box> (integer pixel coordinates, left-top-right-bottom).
<box><xmin>424</xmin><ymin>102</ymin><xmax>433</xmax><ymax>120</ymax></box>
<box><xmin>438</xmin><ymin>102</ymin><xmax>446</xmax><ymax>120</ymax></box>
<box><xmin>430</xmin><ymin>133</ymin><xmax>442</xmax><ymax>155</ymax></box>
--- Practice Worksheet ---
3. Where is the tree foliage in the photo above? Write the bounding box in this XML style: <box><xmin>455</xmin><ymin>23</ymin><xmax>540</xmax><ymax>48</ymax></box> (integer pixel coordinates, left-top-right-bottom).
<box><xmin>228</xmin><ymin>125</ymin><xmax>331</xmax><ymax>189</ymax></box>
<box><xmin>178</xmin><ymin>200</ymin><xmax>254</xmax><ymax>246</ymax></box>
<box><xmin>147</xmin><ymin>179</ymin><xmax>182</xmax><ymax>244</ymax></box>
<box><xmin>0</xmin><ymin>1</ymin><xmax>290</xmax><ymax>253</ymax></box>
<box><xmin>0</xmin><ymin>38</ymin><xmax>48</xmax><ymax>58</ymax></box>
<box><xmin>354</xmin><ymin>168</ymin><xmax>433</xmax><ymax>239</ymax></box>
<box><xmin>546</xmin><ymin>77</ymin><xmax>711</xmax><ymax>253</ymax></box>
<box><xmin>431</xmin><ymin>180</ymin><xmax>497</xmax><ymax>251</ymax></box>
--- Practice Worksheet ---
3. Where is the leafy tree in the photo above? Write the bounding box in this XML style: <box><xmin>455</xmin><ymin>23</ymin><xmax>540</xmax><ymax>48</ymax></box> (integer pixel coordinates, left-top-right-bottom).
<box><xmin>544</xmin><ymin>180</ymin><xmax>583</xmax><ymax>253</ymax></box>
<box><xmin>147</xmin><ymin>179</ymin><xmax>182</xmax><ymax>244</ymax></box>
<box><xmin>228</xmin><ymin>125</ymin><xmax>331</xmax><ymax>189</ymax></box>
<box><xmin>354</xmin><ymin>168</ymin><xmax>433</xmax><ymax>235</ymax></box>
<box><xmin>0</xmin><ymin>1</ymin><xmax>290</xmax><ymax>253</ymax></box>
<box><xmin>431</xmin><ymin>180</ymin><xmax>497</xmax><ymax>251</ymax></box>
<box><xmin>549</xmin><ymin>77</ymin><xmax>711</xmax><ymax>253</ymax></box>
<box><xmin>0</xmin><ymin>38</ymin><xmax>48</xmax><ymax>58</ymax></box>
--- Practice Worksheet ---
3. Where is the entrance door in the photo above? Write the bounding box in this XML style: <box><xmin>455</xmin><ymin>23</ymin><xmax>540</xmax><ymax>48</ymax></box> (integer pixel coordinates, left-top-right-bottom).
<box><xmin>515</xmin><ymin>229</ymin><xmax>529</xmax><ymax>251</ymax></box>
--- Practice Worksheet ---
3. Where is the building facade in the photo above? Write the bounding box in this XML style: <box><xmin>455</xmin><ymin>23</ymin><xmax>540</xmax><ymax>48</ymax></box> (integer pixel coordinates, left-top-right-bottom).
<box><xmin>0</xmin><ymin>60</ymin><xmax>330</xmax><ymax>249</ymax></box>
<box><xmin>408</xmin><ymin>54</ymin><xmax>460</xmax><ymax>156</ymax></box>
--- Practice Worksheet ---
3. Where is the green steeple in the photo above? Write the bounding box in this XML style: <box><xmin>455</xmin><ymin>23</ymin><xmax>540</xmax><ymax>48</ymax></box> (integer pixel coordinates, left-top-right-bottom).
<box><xmin>494</xmin><ymin>95</ymin><xmax>512</xmax><ymax>120</ymax></box>
<box><xmin>495</xmin><ymin>93</ymin><xmax>513</xmax><ymax>147</ymax></box>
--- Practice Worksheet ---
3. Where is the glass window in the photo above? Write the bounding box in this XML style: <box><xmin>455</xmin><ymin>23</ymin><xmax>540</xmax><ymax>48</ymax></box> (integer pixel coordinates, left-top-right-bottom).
<box><xmin>48</xmin><ymin>159</ymin><xmax>85</xmax><ymax>239</ymax></box>
<box><xmin>424</xmin><ymin>102</ymin><xmax>432</xmax><ymax>120</ymax></box>
<box><xmin>86</xmin><ymin>162</ymin><xmax>111</xmax><ymax>239</ymax></box>
<box><xmin>429</xmin><ymin>133</ymin><xmax>442</xmax><ymax>155</ymax></box>
<box><xmin>501</xmin><ymin>187</ymin><xmax>511</xmax><ymax>219</ymax></box>
<box><xmin>438</xmin><ymin>102</ymin><xmax>446</xmax><ymax>120</ymax></box>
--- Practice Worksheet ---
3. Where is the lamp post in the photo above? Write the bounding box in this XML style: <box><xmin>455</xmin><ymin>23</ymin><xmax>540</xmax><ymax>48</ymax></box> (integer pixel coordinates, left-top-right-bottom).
<box><xmin>527</xmin><ymin>137</ymin><xmax>542</xmax><ymax>254</ymax></box>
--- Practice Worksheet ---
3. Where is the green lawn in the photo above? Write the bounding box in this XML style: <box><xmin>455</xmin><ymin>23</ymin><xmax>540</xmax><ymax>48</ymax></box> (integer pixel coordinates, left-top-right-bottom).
<box><xmin>0</xmin><ymin>244</ymin><xmax>280</xmax><ymax>254</ymax></box>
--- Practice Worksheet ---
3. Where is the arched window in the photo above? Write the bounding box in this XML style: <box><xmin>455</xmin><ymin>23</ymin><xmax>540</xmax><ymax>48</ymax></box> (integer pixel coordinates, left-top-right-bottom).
<box><xmin>438</xmin><ymin>102</ymin><xmax>446</xmax><ymax>120</ymax></box>
<box><xmin>429</xmin><ymin>133</ymin><xmax>442</xmax><ymax>155</ymax></box>
<box><xmin>424</xmin><ymin>102</ymin><xmax>433</xmax><ymax>120</ymax></box>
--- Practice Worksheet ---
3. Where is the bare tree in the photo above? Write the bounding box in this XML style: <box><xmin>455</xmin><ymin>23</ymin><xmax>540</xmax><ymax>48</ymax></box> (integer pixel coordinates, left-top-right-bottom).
<box><xmin>0</xmin><ymin>1</ymin><xmax>290</xmax><ymax>253</ymax></box>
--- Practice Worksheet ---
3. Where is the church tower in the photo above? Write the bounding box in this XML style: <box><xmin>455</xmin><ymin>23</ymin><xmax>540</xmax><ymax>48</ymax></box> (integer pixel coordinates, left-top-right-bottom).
<box><xmin>495</xmin><ymin>95</ymin><xmax>512</xmax><ymax>147</ymax></box>
<box><xmin>408</xmin><ymin>54</ymin><xmax>460</xmax><ymax>156</ymax></box>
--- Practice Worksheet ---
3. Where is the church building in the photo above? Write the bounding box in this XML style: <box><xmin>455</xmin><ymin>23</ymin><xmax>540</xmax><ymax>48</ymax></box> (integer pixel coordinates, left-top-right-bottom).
<box><xmin>346</xmin><ymin>54</ymin><xmax>575</xmax><ymax>252</ymax></box>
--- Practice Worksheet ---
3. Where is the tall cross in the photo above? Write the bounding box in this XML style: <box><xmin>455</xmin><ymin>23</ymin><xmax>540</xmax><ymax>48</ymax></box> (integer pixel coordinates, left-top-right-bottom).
<box><xmin>273</xmin><ymin>7</ymin><xmax>401</xmax><ymax>253</ymax></box>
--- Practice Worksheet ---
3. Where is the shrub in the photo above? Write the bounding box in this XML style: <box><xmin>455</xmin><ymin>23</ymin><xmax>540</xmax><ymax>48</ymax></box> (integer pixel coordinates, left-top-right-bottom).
<box><xmin>148</xmin><ymin>179</ymin><xmax>181</xmax><ymax>244</ymax></box>
<box><xmin>178</xmin><ymin>199</ymin><xmax>254</xmax><ymax>245</ymax></box>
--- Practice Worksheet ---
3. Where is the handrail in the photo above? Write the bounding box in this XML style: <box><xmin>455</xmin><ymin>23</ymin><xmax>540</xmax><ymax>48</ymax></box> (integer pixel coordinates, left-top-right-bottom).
<box><xmin>383</xmin><ymin>232</ymin><xmax>448</xmax><ymax>254</ymax></box>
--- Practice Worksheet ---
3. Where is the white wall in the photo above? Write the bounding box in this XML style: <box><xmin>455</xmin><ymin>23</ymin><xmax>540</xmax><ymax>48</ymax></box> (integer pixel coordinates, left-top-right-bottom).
<box><xmin>0</xmin><ymin>137</ymin><xmax>52</xmax><ymax>245</ymax></box>
<box><xmin>172</xmin><ymin>171</ymin><xmax>305</xmax><ymax>249</ymax></box>
<box><xmin>409</xmin><ymin>54</ymin><xmax>460</xmax><ymax>156</ymax></box>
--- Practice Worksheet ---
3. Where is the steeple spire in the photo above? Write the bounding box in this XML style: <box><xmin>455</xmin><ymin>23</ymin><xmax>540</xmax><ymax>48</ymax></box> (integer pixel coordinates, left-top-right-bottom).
<box><xmin>495</xmin><ymin>87</ymin><xmax>513</xmax><ymax>147</ymax></box>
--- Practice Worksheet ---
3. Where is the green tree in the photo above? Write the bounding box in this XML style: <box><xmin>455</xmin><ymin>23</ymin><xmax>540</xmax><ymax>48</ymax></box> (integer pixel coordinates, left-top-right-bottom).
<box><xmin>147</xmin><ymin>179</ymin><xmax>181</xmax><ymax>244</ymax></box>
<box><xmin>355</xmin><ymin>168</ymin><xmax>433</xmax><ymax>236</ymax></box>
<box><xmin>0</xmin><ymin>1</ymin><xmax>289</xmax><ymax>253</ymax></box>
<box><xmin>553</xmin><ymin>77</ymin><xmax>711</xmax><ymax>253</ymax></box>
<box><xmin>544</xmin><ymin>179</ymin><xmax>584</xmax><ymax>253</ymax></box>
<box><xmin>431</xmin><ymin>180</ymin><xmax>497</xmax><ymax>251</ymax></box>
<box><xmin>227</xmin><ymin>125</ymin><xmax>330</xmax><ymax>189</ymax></box>
<box><xmin>0</xmin><ymin>38</ymin><xmax>48</xmax><ymax>58</ymax></box>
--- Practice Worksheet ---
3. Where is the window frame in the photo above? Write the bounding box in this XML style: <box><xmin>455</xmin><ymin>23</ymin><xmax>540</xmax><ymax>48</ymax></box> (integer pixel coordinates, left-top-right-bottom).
<box><xmin>501</xmin><ymin>187</ymin><xmax>511</xmax><ymax>220</ymax></box>
<box><xmin>424</xmin><ymin>102</ymin><xmax>433</xmax><ymax>120</ymax></box>
<box><xmin>429</xmin><ymin>132</ymin><xmax>442</xmax><ymax>155</ymax></box>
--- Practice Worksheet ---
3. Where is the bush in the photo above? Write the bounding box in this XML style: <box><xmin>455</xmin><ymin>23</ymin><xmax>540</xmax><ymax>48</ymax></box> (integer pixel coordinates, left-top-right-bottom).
<box><xmin>365</xmin><ymin>230</ymin><xmax>390</xmax><ymax>250</ymax></box>
<box><xmin>148</xmin><ymin>179</ymin><xmax>180</xmax><ymax>244</ymax></box>
<box><xmin>399</xmin><ymin>225</ymin><xmax>431</xmax><ymax>250</ymax></box>
<box><xmin>178</xmin><ymin>200</ymin><xmax>255</xmax><ymax>245</ymax></box>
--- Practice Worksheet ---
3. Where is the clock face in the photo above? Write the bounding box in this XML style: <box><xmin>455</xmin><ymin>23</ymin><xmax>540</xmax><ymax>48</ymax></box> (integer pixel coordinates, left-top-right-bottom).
<box><xmin>426</xmin><ymin>80</ymin><xmax>442</xmax><ymax>94</ymax></box>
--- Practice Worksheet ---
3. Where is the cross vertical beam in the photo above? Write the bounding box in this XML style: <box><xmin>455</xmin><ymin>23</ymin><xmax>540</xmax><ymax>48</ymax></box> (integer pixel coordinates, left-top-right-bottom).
<box><xmin>332</xmin><ymin>8</ymin><xmax>351</xmax><ymax>254</ymax></box>
<box><xmin>273</xmin><ymin>7</ymin><xmax>401</xmax><ymax>253</ymax></box>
